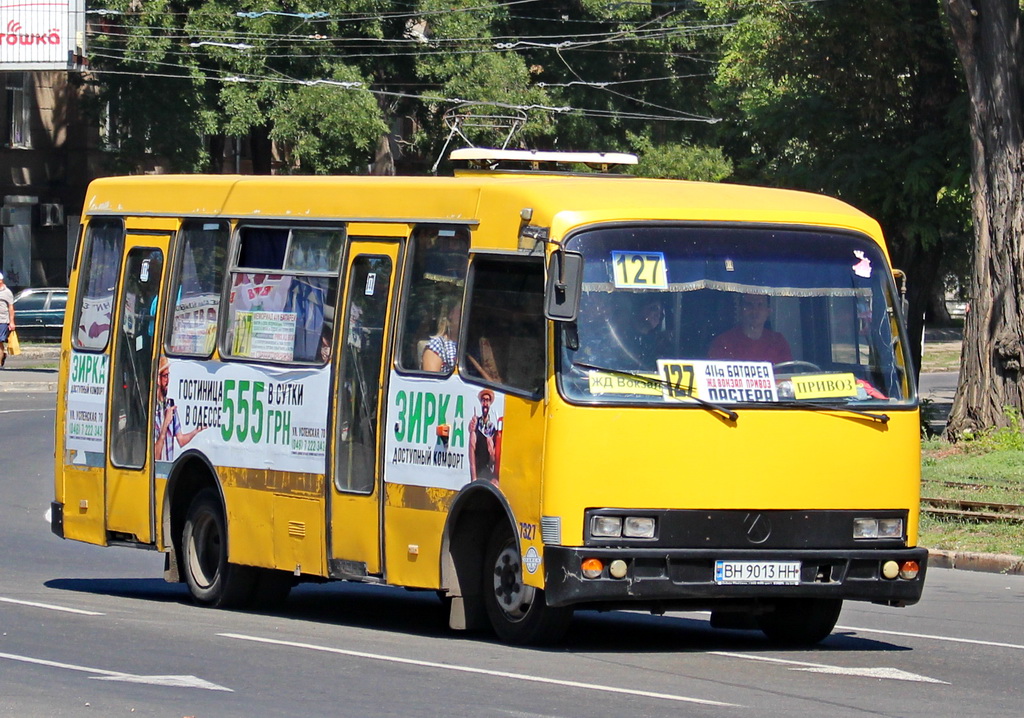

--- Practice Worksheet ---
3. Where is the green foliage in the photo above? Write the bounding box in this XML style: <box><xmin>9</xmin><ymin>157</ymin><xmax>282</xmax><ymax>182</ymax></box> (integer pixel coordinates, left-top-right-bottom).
<box><xmin>88</xmin><ymin>0</ymin><xmax>389</xmax><ymax>173</ymax></box>
<box><xmin>699</xmin><ymin>0</ymin><xmax>972</xmax><ymax>378</ymax></box>
<box><xmin>83</xmin><ymin>0</ymin><xmax>970</xmax><ymax>235</ymax></box>
<box><xmin>702</xmin><ymin>0</ymin><xmax>969</xmax><ymax>246</ymax></box>
<box><xmin>409</xmin><ymin>0</ymin><xmax>555</xmax><ymax>161</ymax></box>
<box><xmin>269</xmin><ymin>66</ymin><xmax>386</xmax><ymax>174</ymax></box>
<box><xmin>959</xmin><ymin>407</ymin><xmax>1024</xmax><ymax>452</ymax></box>
<box><xmin>627</xmin><ymin>133</ymin><xmax>732</xmax><ymax>181</ymax></box>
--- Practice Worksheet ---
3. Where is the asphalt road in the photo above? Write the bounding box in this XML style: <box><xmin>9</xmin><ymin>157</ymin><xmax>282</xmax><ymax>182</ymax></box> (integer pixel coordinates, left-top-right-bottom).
<box><xmin>2</xmin><ymin>392</ymin><xmax>1022</xmax><ymax>717</ymax></box>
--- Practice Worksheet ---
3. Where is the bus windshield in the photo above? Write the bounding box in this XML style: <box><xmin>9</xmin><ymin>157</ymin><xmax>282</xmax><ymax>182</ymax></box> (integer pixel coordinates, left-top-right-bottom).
<box><xmin>558</xmin><ymin>225</ymin><xmax>913</xmax><ymax>407</ymax></box>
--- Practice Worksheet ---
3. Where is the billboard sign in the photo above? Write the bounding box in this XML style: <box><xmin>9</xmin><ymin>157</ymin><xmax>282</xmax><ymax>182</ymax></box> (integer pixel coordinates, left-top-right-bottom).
<box><xmin>0</xmin><ymin>1</ymin><xmax>85</xmax><ymax>70</ymax></box>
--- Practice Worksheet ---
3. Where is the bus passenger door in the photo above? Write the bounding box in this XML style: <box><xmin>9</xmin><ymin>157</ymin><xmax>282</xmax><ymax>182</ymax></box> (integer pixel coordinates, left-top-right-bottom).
<box><xmin>328</xmin><ymin>241</ymin><xmax>400</xmax><ymax>577</ymax></box>
<box><xmin>105</xmin><ymin>237</ymin><xmax>169</xmax><ymax>544</ymax></box>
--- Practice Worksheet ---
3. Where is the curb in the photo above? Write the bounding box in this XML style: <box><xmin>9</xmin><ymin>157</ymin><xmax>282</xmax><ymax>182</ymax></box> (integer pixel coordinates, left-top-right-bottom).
<box><xmin>928</xmin><ymin>549</ymin><xmax>1024</xmax><ymax>575</ymax></box>
<box><xmin>0</xmin><ymin>382</ymin><xmax>58</xmax><ymax>393</ymax></box>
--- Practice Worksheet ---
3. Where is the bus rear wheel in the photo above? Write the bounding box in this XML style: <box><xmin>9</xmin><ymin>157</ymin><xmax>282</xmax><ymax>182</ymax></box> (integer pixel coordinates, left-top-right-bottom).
<box><xmin>482</xmin><ymin>527</ymin><xmax>572</xmax><ymax>645</ymax></box>
<box><xmin>181</xmin><ymin>489</ymin><xmax>256</xmax><ymax>608</ymax></box>
<box><xmin>756</xmin><ymin>598</ymin><xmax>842</xmax><ymax>645</ymax></box>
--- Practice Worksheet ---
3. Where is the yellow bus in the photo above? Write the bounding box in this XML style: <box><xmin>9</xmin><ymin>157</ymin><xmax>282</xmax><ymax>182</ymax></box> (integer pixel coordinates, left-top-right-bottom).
<box><xmin>52</xmin><ymin>149</ymin><xmax>926</xmax><ymax>646</ymax></box>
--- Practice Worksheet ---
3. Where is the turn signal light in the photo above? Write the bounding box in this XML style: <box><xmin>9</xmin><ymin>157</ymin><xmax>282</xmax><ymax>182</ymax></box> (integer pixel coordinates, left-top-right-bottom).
<box><xmin>581</xmin><ymin>557</ymin><xmax>604</xmax><ymax>579</ymax></box>
<box><xmin>899</xmin><ymin>560</ymin><xmax>920</xmax><ymax>580</ymax></box>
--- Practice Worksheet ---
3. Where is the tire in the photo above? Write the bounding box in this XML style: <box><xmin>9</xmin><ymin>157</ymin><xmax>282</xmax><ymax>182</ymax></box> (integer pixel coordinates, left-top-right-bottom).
<box><xmin>482</xmin><ymin>526</ymin><xmax>572</xmax><ymax>645</ymax></box>
<box><xmin>181</xmin><ymin>489</ymin><xmax>256</xmax><ymax>608</ymax></box>
<box><xmin>757</xmin><ymin>598</ymin><xmax>843</xmax><ymax>646</ymax></box>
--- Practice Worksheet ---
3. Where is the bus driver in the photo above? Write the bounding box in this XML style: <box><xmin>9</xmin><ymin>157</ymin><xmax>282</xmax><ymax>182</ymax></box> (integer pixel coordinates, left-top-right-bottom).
<box><xmin>708</xmin><ymin>293</ymin><xmax>792</xmax><ymax>365</ymax></box>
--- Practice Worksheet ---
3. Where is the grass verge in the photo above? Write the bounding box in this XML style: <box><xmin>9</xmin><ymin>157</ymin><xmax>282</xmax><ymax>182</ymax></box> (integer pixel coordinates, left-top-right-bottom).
<box><xmin>920</xmin><ymin>437</ymin><xmax>1024</xmax><ymax>558</ymax></box>
<box><xmin>920</xmin><ymin>341</ymin><xmax>962</xmax><ymax>373</ymax></box>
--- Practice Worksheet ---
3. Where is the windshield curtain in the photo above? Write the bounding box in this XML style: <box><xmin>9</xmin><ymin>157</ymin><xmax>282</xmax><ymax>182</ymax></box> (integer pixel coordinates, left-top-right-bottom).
<box><xmin>558</xmin><ymin>225</ymin><xmax>913</xmax><ymax>407</ymax></box>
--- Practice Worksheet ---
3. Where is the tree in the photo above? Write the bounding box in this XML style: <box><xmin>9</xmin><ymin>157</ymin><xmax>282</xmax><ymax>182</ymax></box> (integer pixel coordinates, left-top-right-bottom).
<box><xmin>87</xmin><ymin>0</ymin><xmax>389</xmax><ymax>174</ymax></box>
<box><xmin>626</xmin><ymin>133</ymin><xmax>732</xmax><ymax>181</ymax></box>
<box><xmin>702</xmin><ymin>0</ymin><xmax>971</xmax><ymax>377</ymax></box>
<box><xmin>503</xmin><ymin>1</ymin><xmax>725</xmax><ymax>160</ymax></box>
<box><xmin>85</xmin><ymin>2</ymin><xmax>731</xmax><ymax>175</ymax></box>
<box><xmin>85</xmin><ymin>0</ymin><xmax>215</xmax><ymax>172</ymax></box>
<box><xmin>943</xmin><ymin>0</ymin><xmax>1024</xmax><ymax>438</ymax></box>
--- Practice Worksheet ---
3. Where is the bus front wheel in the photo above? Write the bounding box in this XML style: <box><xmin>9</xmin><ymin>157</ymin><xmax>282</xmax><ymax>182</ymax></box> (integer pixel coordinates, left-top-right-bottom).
<box><xmin>482</xmin><ymin>527</ymin><xmax>572</xmax><ymax>645</ymax></box>
<box><xmin>756</xmin><ymin>598</ymin><xmax>842</xmax><ymax>645</ymax></box>
<box><xmin>181</xmin><ymin>489</ymin><xmax>255</xmax><ymax>608</ymax></box>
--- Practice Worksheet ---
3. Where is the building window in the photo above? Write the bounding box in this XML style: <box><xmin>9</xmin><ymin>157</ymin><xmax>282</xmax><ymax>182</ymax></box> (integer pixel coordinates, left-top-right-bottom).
<box><xmin>4</xmin><ymin>73</ymin><xmax>32</xmax><ymax>148</ymax></box>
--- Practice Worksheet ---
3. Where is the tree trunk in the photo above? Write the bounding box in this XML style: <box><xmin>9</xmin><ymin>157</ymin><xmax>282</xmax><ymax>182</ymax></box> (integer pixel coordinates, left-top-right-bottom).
<box><xmin>206</xmin><ymin>134</ymin><xmax>225</xmax><ymax>174</ymax></box>
<box><xmin>891</xmin><ymin>233</ymin><xmax>944</xmax><ymax>380</ymax></box>
<box><xmin>370</xmin><ymin>134</ymin><xmax>396</xmax><ymax>176</ymax></box>
<box><xmin>944</xmin><ymin>0</ymin><xmax>1024</xmax><ymax>439</ymax></box>
<box><xmin>250</xmin><ymin>123</ymin><xmax>274</xmax><ymax>175</ymax></box>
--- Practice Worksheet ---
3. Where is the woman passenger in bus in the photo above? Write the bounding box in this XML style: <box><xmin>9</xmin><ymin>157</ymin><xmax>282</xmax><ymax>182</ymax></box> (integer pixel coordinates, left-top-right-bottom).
<box><xmin>708</xmin><ymin>293</ymin><xmax>792</xmax><ymax>364</ymax></box>
<box><xmin>422</xmin><ymin>301</ymin><xmax>461</xmax><ymax>373</ymax></box>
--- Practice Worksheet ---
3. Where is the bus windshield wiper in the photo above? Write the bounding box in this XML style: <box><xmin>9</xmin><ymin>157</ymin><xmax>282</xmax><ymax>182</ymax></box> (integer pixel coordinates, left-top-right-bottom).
<box><xmin>772</xmin><ymin>400</ymin><xmax>890</xmax><ymax>424</ymax></box>
<box><xmin>571</xmin><ymin>361</ymin><xmax>739</xmax><ymax>422</ymax></box>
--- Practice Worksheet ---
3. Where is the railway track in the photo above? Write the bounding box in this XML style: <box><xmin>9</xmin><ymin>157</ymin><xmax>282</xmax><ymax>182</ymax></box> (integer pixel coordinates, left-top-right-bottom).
<box><xmin>922</xmin><ymin>477</ymin><xmax>1024</xmax><ymax>492</ymax></box>
<box><xmin>921</xmin><ymin>496</ymin><xmax>1024</xmax><ymax>523</ymax></box>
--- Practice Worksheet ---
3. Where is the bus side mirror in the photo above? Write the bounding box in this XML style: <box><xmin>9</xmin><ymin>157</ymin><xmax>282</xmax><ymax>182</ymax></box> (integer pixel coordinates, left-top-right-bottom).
<box><xmin>545</xmin><ymin>250</ymin><xmax>583</xmax><ymax>321</ymax></box>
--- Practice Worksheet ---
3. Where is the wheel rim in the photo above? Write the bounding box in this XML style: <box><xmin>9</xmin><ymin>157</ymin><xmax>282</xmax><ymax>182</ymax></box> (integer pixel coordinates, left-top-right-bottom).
<box><xmin>492</xmin><ymin>540</ymin><xmax>536</xmax><ymax>622</ymax></box>
<box><xmin>187</xmin><ymin>510</ymin><xmax>221</xmax><ymax>590</ymax></box>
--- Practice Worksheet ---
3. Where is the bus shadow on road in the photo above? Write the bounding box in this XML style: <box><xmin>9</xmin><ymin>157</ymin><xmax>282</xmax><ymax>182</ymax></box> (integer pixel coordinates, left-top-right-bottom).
<box><xmin>565</xmin><ymin>610</ymin><xmax>912</xmax><ymax>654</ymax></box>
<box><xmin>253</xmin><ymin>582</ymin><xmax>918</xmax><ymax>655</ymax></box>
<box><xmin>43</xmin><ymin>577</ymin><xmax>912</xmax><ymax>654</ymax></box>
<box><xmin>45</xmin><ymin>577</ymin><xmax>190</xmax><ymax>602</ymax></box>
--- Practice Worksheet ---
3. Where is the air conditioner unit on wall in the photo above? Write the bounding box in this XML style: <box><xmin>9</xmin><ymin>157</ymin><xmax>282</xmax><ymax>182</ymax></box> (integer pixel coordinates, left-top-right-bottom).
<box><xmin>39</xmin><ymin>203</ymin><xmax>64</xmax><ymax>227</ymax></box>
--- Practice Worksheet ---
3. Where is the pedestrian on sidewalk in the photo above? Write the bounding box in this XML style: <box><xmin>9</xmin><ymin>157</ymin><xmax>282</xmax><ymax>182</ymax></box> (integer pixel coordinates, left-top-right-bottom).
<box><xmin>0</xmin><ymin>272</ymin><xmax>15</xmax><ymax>368</ymax></box>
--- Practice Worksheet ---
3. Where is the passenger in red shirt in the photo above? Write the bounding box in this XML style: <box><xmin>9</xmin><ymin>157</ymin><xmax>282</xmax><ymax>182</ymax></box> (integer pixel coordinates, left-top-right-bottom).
<box><xmin>708</xmin><ymin>293</ymin><xmax>792</xmax><ymax>364</ymax></box>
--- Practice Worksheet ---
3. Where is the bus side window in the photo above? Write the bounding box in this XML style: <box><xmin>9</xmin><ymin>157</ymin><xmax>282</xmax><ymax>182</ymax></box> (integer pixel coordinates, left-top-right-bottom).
<box><xmin>462</xmin><ymin>257</ymin><xmax>546</xmax><ymax>396</ymax></box>
<box><xmin>72</xmin><ymin>218</ymin><xmax>125</xmax><ymax>350</ymax></box>
<box><xmin>224</xmin><ymin>225</ymin><xmax>341</xmax><ymax>364</ymax></box>
<box><xmin>396</xmin><ymin>225</ymin><xmax>470</xmax><ymax>373</ymax></box>
<box><xmin>166</xmin><ymin>221</ymin><xmax>230</xmax><ymax>356</ymax></box>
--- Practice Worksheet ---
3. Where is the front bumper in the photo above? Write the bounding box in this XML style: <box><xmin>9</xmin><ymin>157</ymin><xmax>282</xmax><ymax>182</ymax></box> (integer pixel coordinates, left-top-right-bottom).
<box><xmin>543</xmin><ymin>545</ymin><xmax>927</xmax><ymax>608</ymax></box>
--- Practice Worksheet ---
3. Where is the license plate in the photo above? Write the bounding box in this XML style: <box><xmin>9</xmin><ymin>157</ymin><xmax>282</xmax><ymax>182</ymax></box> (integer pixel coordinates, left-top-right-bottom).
<box><xmin>714</xmin><ymin>560</ymin><xmax>801</xmax><ymax>585</ymax></box>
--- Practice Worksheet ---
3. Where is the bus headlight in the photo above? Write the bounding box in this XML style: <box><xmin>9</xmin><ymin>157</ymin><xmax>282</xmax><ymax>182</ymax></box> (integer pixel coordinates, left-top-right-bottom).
<box><xmin>623</xmin><ymin>516</ymin><xmax>656</xmax><ymax>538</ymax></box>
<box><xmin>853</xmin><ymin>517</ymin><xmax>903</xmax><ymax>540</ymax></box>
<box><xmin>877</xmin><ymin>518</ymin><xmax>904</xmax><ymax>538</ymax></box>
<box><xmin>590</xmin><ymin>515</ymin><xmax>657</xmax><ymax>539</ymax></box>
<box><xmin>591</xmin><ymin>516</ymin><xmax>623</xmax><ymax>538</ymax></box>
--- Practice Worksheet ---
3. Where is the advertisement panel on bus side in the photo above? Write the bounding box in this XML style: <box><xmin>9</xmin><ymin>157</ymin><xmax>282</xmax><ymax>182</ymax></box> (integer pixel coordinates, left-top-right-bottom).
<box><xmin>385</xmin><ymin>373</ymin><xmax>505</xmax><ymax>491</ymax></box>
<box><xmin>155</xmin><ymin>358</ymin><xmax>331</xmax><ymax>474</ymax></box>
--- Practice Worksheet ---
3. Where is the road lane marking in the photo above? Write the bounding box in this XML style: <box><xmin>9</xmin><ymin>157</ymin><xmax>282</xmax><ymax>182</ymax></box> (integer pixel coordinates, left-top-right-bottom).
<box><xmin>0</xmin><ymin>597</ymin><xmax>104</xmax><ymax>616</ymax></box>
<box><xmin>836</xmin><ymin>624</ymin><xmax>1024</xmax><ymax>651</ymax></box>
<box><xmin>0</xmin><ymin>408</ymin><xmax>55</xmax><ymax>414</ymax></box>
<box><xmin>710</xmin><ymin>651</ymin><xmax>948</xmax><ymax>684</ymax></box>
<box><xmin>0</xmin><ymin>651</ymin><xmax>231</xmax><ymax>691</ymax></box>
<box><xmin>220</xmin><ymin>632</ymin><xmax>740</xmax><ymax>707</ymax></box>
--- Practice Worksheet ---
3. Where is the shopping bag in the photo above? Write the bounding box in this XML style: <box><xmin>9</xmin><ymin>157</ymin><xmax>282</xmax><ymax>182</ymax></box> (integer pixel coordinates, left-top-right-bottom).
<box><xmin>7</xmin><ymin>329</ymin><xmax>21</xmax><ymax>355</ymax></box>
